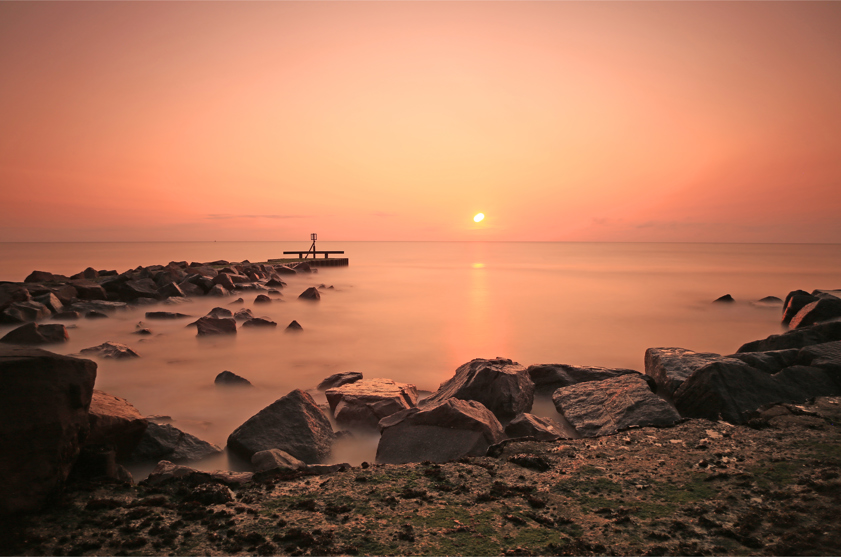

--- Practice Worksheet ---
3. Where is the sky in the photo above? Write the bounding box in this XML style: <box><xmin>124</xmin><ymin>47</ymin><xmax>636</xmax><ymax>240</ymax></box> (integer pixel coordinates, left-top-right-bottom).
<box><xmin>1</xmin><ymin>1</ymin><xmax>840</xmax><ymax>243</ymax></box>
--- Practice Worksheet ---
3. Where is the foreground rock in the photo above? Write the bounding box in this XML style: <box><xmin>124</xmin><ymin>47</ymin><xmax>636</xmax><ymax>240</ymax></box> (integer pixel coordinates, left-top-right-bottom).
<box><xmin>528</xmin><ymin>363</ymin><xmax>647</xmax><ymax>395</ymax></box>
<box><xmin>85</xmin><ymin>390</ymin><xmax>148</xmax><ymax>459</ymax></box>
<box><xmin>552</xmin><ymin>374</ymin><xmax>680</xmax><ymax>437</ymax></box>
<box><xmin>214</xmin><ymin>371</ymin><xmax>252</xmax><ymax>387</ymax></box>
<box><xmin>0</xmin><ymin>346</ymin><xmax>96</xmax><ymax>514</ymax></box>
<box><xmin>144</xmin><ymin>460</ymin><xmax>252</xmax><ymax>486</ymax></box>
<box><xmin>0</xmin><ymin>322</ymin><xmax>69</xmax><ymax>345</ymax></box>
<box><xmin>128</xmin><ymin>423</ymin><xmax>222</xmax><ymax>463</ymax></box>
<box><xmin>194</xmin><ymin>316</ymin><xmax>237</xmax><ymax>336</ymax></box>
<box><xmin>317</xmin><ymin>371</ymin><xmax>363</xmax><ymax>390</ymax></box>
<box><xmin>251</xmin><ymin>449</ymin><xmax>306</xmax><ymax>472</ymax></box>
<box><xmin>422</xmin><ymin>358</ymin><xmax>534</xmax><ymax>423</ymax></box>
<box><xmin>504</xmin><ymin>413</ymin><xmax>569</xmax><ymax>440</ymax></box>
<box><xmin>326</xmin><ymin>378</ymin><xmax>418</xmax><ymax>429</ymax></box>
<box><xmin>377</xmin><ymin>398</ymin><xmax>504</xmax><ymax>464</ymax></box>
<box><xmin>789</xmin><ymin>296</ymin><xmax>841</xmax><ymax>329</ymax></box>
<box><xmin>80</xmin><ymin>342</ymin><xmax>140</xmax><ymax>359</ymax></box>
<box><xmin>227</xmin><ymin>389</ymin><xmax>336</xmax><ymax>464</ymax></box>
<box><xmin>738</xmin><ymin>320</ymin><xmax>841</xmax><ymax>352</ymax></box>
<box><xmin>644</xmin><ymin>347</ymin><xmax>730</xmax><ymax>397</ymax></box>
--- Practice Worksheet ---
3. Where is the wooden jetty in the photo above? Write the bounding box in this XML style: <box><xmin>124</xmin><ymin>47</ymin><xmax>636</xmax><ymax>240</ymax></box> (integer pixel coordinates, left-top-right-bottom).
<box><xmin>271</xmin><ymin>233</ymin><xmax>348</xmax><ymax>267</ymax></box>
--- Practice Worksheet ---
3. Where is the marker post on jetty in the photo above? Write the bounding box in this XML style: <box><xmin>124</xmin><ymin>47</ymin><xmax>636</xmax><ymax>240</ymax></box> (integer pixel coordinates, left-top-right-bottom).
<box><xmin>269</xmin><ymin>233</ymin><xmax>349</xmax><ymax>267</ymax></box>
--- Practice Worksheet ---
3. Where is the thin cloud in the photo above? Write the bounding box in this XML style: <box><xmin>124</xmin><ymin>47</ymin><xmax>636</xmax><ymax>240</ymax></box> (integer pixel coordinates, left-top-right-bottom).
<box><xmin>206</xmin><ymin>214</ymin><xmax>310</xmax><ymax>220</ymax></box>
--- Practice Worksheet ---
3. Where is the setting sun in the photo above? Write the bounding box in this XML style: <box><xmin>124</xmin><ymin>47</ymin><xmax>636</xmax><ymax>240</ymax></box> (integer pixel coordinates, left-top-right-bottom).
<box><xmin>474</xmin><ymin>213</ymin><xmax>485</xmax><ymax>223</ymax></box>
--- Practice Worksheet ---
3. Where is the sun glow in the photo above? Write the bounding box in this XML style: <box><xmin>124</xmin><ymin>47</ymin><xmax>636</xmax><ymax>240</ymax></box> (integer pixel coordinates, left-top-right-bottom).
<box><xmin>474</xmin><ymin>213</ymin><xmax>485</xmax><ymax>223</ymax></box>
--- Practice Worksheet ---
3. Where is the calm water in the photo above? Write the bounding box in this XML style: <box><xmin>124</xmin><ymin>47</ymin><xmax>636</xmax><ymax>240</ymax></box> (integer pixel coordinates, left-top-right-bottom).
<box><xmin>1</xmin><ymin>242</ymin><xmax>840</xmax><ymax>474</ymax></box>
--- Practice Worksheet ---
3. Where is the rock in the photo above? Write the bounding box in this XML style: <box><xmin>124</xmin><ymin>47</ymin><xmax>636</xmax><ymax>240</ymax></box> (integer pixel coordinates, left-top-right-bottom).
<box><xmin>80</xmin><ymin>342</ymin><xmax>140</xmax><ymax>359</ymax></box>
<box><xmin>782</xmin><ymin>290</ymin><xmax>818</xmax><ymax>325</ymax></box>
<box><xmin>85</xmin><ymin>310</ymin><xmax>108</xmax><ymax>319</ymax></box>
<box><xmin>86</xmin><ymin>390</ymin><xmax>148</xmax><ymax>459</ymax></box>
<box><xmin>230</xmin><ymin>297</ymin><xmax>244</xmax><ymax>304</ymax></box>
<box><xmin>69</xmin><ymin>445</ymin><xmax>132</xmax><ymax>484</ymax></box>
<box><xmin>0</xmin><ymin>323</ymin><xmax>69</xmax><ymax>345</ymax></box>
<box><xmin>121</xmin><ymin>279</ymin><xmax>162</xmax><ymax>301</ymax></box>
<box><xmin>183</xmin><ymin>483</ymin><xmax>234</xmax><ymax>505</ymax></box>
<box><xmin>233</xmin><ymin>308</ymin><xmax>254</xmax><ymax>321</ymax></box>
<box><xmin>713</xmin><ymin>294</ymin><xmax>734</xmax><ymax>303</ymax></box>
<box><xmin>67</xmin><ymin>300</ymin><xmax>127</xmax><ymax>314</ymax></box>
<box><xmin>317</xmin><ymin>372</ymin><xmax>363</xmax><ymax>391</ymax></box>
<box><xmin>52</xmin><ymin>285</ymin><xmax>78</xmax><ymax>305</ymax></box>
<box><xmin>325</xmin><ymin>378</ymin><xmax>418</xmax><ymax>429</ymax></box>
<box><xmin>251</xmin><ymin>449</ymin><xmax>306</xmax><ymax>472</ymax></box>
<box><xmin>215</xmin><ymin>371</ymin><xmax>253</xmax><ymax>387</ymax></box>
<box><xmin>195</xmin><ymin>316</ymin><xmax>237</xmax><ymax>336</ymax></box>
<box><xmin>504</xmin><ymin>413</ymin><xmax>568</xmax><ymax>441</ymax></box>
<box><xmin>285</xmin><ymin>320</ymin><xmax>303</xmax><ymax>332</ymax></box>
<box><xmin>727</xmin><ymin>348</ymin><xmax>801</xmax><ymax>373</ymax></box>
<box><xmin>376</xmin><ymin>399</ymin><xmax>505</xmax><ymax>464</ymax></box>
<box><xmin>421</xmin><ymin>358</ymin><xmax>534</xmax><ymax>423</ymax></box>
<box><xmin>205</xmin><ymin>307</ymin><xmax>234</xmax><ymax>319</ymax></box>
<box><xmin>552</xmin><ymin>374</ymin><xmax>680</xmax><ymax>437</ymax></box>
<box><xmin>307</xmin><ymin>463</ymin><xmax>350</xmax><ymax>474</ymax></box>
<box><xmin>144</xmin><ymin>460</ymin><xmax>196</xmax><ymax>484</ymax></box>
<box><xmin>72</xmin><ymin>282</ymin><xmax>107</xmax><ymax>301</ymax></box>
<box><xmin>527</xmin><ymin>363</ymin><xmax>648</xmax><ymax>395</ymax></box>
<box><xmin>145</xmin><ymin>311</ymin><xmax>191</xmax><ymax>319</ymax></box>
<box><xmin>242</xmin><ymin>317</ymin><xmax>277</xmax><ymax>328</ymax></box>
<box><xmin>32</xmin><ymin>293</ymin><xmax>63</xmax><ymax>314</ymax></box>
<box><xmin>265</xmin><ymin>278</ymin><xmax>286</xmax><ymax>288</ymax></box>
<box><xmin>212</xmin><ymin>273</ymin><xmax>236</xmax><ymax>291</ymax></box>
<box><xmin>268</xmin><ymin>289</ymin><xmax>282</xmax><ymax>295</ymax></box>
<box><xmin>789</xmin><ymin>297</ymin><xmax>841</xmax><ymax>329</ymax></box>
<box><xmin>24</xmin><ymin>270</ymin><xmax>67</xmax><ymax>283</ymax></box>
<box><xmin>178</xmin><ymin>281</ymin><xmax>204</xmax><ymax>297</ymax></box>
<box><xmin>158</xmin><ymin>282</ymin><xmax>185</xmax><ymax>298</ymax></box>
<box><xmin>129</xmin><ymin>423</ymin><xmax>222</xmax><ymax>462</ymax></box>
<box><xmin>206</xmin><ymin>284</ymin><xmax>229</xmax><ymax>297</ymax></box>
<box><xmin>758</xmin><ymin>296</ymin><xmax>782</xmax><ymax>303</ymax></box>
<box><xmin>51</xmin><ymin>311</ymin><xmax>80</xmax><ymax>320</ymax></box>
<box><xmin>0</xmin><ymin>346</ymin><xmax>97</xmax><ymax>513</ymax></box>
<box><xmin>737</xmin><ymin>321</ymin><xmax>841</xmax><ymax>352</ymax></box>
<box><xmin>134</xmin><ymin>328</ymin><xmax>153</xmax><ymax>335</ymax></box>
<box><xmin>227</xmin><ymin>389</ymin><xmax>336</xmax><ymax>464</ymax></box>
<box><xmin>644</xmin><ymin>348</ymin><xmax>730</xmax><ymax>397</ymax></box>
<box><xmin>298</xmin><ymin>287</ymin><xmax>321</xmax><ymax>301</ymax></box>
<box><xmin>254</xmin><ymin>294</ymin><xmax>272</xmax><ymax>304</ymax></box>
<box><xmin>274</xmin><ymin>265</ymin><xmax>297</xmax><ymax>275</ymax></box>
<box><xmin>2</xmin><ymin>301</ymin><xmax>52</xmax><ymax>323</ymax></box>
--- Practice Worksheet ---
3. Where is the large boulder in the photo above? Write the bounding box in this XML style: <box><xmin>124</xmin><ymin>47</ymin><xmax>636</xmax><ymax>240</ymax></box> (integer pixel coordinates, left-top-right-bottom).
<box><xmin>86</xmin><ymin>390</ymin><xmax>148</xmax><ymax>459</ymax></box>
<box><xmin>789</xmin><ymin>297</ymin><xmax>841</xmax><ymax>329</ymax></box>
<box><xmin>421</xmin><ymin>358</ymin><xmax>534</xmax><ymax>423</ymax></box>
<box><xmin>317</xmin><ymin>371</ymin><xmax>363</xmax><ymax>391</ymax></box>
<box><xmin>128</xmin><ymin>423</ymin><xmax>222</xmax><ymax>463</ymax></box>
<box><xmin>227</xmin><ymin>389</ymin><xmax>336</xmax><ymax>464</ymax></box>
<box><xmin>376</xmin><ymin>399</ymin><xmax>504</xmax><ymax>464</ymax></box>
<box><xmin>0</xmin><ymin>323</ymin><xmax>69</xmax><ymax>345</ymax></box>
<box><xmin>298</xmin><ymin>287</ymin><xmax>321</xmax><ymax>301</ymax></box>
<box><xmin>1</xmin><ymin>301</ymin><xmax>52</xmax><ymax>323</ymax></box>
<box><xmin>527</xmin><ymin>363</ymin><xmax>648</xmax><ymax>395</ymax></box>
<box><xmin>552</xmin><ymin>374</ymin><xmax>680</xmax><ymax>437</ymax></box>
<box><xmin>80</xmin><ymin>342</ymin><xmax>140</xmax><ymax>359</ymax></box>
<box><xmin>325</xmin><ymin>378</ymin><xmax>418</xmax><ymax>429</ymax></box>
<box><xmin>0</xmin><ymin>346</ymin><xmax>97</xmax><ymax>514</ymax></box>
<box><xmin>782</xmin><ymin>290</ymin><xmax>818</xmax><ymax>325</ymax></box>
<box><xmin>504</xmin><ymin>413</ymin><xmax>569</xmax><ymax>441</ymax></box>
<box><xmin>737</xmin><ymin>321</ymin><xmax>841</xmax><ymax>352</ymax></box>
<box><xmin>195</xmin><ymin>316</ymin><xmax>237</xmax><ymax>336</ymax></box>
<box><xmin>644</xmin><ymin>348</ymin><xmax>732</xmax><ymax>397</ymax></box>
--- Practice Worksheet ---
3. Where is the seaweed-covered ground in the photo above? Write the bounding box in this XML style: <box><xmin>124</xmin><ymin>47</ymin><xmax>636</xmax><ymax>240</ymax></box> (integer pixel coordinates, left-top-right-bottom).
<box><xmin>3</xmin><ymin>397</ymin><xmax>841</xmax><ymax>557</ymax></box>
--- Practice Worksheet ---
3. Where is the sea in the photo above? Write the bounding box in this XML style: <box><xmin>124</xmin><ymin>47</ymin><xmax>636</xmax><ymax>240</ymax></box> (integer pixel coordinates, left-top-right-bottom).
<box><xmin>1</xmin><ymin>241</ymin><xmax>839</xmax><ymax>476</ymax></box>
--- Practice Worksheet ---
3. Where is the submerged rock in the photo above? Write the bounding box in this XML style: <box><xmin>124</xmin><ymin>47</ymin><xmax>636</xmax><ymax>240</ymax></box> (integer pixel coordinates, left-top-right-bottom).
<box><xmin>242</xmin><ymin>317</ymin><xmax>277</xmax><ymax>327</ymax></box>
<box><xmin>227</xmin><ymin>389</ymin><xmax>336</xmax><ymax>464</ymax></box>
<box><xmin>0</xmin><ymin>323</ymin><xmax>69</xmax><ymax>345</ymax></box>
<box><xmin>145</xmin><ymin>311</ymin><xmax>191</xmax><ymax>319</ymax></box>
<box><xmin>195</xmin><ymin>316</ymin><xmax>237</xmax><ymax>336</ymax></box>
<box><xmin>713</xmin><ymin>294</ymin><xmax>735</xmax><ymax>303</ymax></box>
<box><xmin>233</xmin><ymin>308</ymin><xmax>254</xmax><ymax>321</ymax></box>
<box><xmin>215</xmin><ymin>370</ymin><xmax>253</xmax><ymax>387</ymax></box>
<box><xmin>376</xmin><ymin>398</ymin><xmax>504</xmax><ymax>464</ymax></box>
<box><xmin>254</xmin><ymin>294</ymin><xmax>272</xmax><ymax>304</ymax></box>
<box><xmin>285</xmin><ymin>320</ymin><xmax>303</xmax><ymax>332</ymax></box>
<box><xmin>80</xmin><ymin>342</ymin><xmax>140</xmax><ymax>359</ymax></box>
<box><xmin>1</xmin><ymin>301</ymin><xmax>51</xmax><ymax>323</ymax></box>
<box><xmin>298</xmin><ymin>287</ymin><xmax>321</xmax><ymax>301</ymax></box>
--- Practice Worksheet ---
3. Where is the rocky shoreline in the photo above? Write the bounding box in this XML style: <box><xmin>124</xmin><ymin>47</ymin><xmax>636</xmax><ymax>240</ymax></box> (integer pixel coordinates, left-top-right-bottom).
<box><xmin>2</xmin><ymin>262</ymin><xmax>841</xmax><ymax>555</ymax></box>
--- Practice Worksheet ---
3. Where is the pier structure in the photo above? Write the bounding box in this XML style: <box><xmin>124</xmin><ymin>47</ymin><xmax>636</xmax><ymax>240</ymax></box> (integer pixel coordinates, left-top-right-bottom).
<box><xmin>272</xmin><ymin>233</ymin><xmax>348</xmax><ymax>267</ymax></box>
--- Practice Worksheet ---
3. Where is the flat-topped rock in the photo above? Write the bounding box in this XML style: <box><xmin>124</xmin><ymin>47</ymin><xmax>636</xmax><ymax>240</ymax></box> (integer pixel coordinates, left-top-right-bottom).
<box><xmin>251</xmin><ymin>449</ymin><xmax>306</xmax><ymax>472</ymax></box>
<box><xmin>195</xmin><ymin>316</ymin><xmax>237</xmax><ymax>336</ymax></box>
<box><xmin>552</xmin><ymin>374</ymin><xmax>680</xmax><ymax>438</ymax></box>
<box><xmin>326</xmin><ymin>378</ymin><xmax>418</xmax><ymax>429</ymax></box>
<box><xmin>644</xmin><ymin>347</ymin><xmax>734</xmax><ymax>397</ymax></box>
<box><xmin>1</xmin><ymin>301</ymin><xmax>52</xmax><ymax>323</ymax></box>
<box><xmin>0</xmin><ymin>323</ymin><xmax>69</xmax><ymax>345</ymax></box>
<box><xmin>527</xmin><ymin>363</ymin><xmax>647</xmax><ymax>395</ymax></box>
<box><xmin>145</xmin><ymin>311</ymin><xmax>191</xmax><ymax>319</ymax></box>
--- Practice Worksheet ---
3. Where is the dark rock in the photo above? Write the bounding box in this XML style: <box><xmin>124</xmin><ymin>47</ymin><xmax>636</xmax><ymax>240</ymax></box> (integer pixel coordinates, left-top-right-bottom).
<box><xmin>317</xmin><ymin>372</ymin><xmax>363</xmax><ymax>391</ymax></box>
<box><xmin>227</xmin><ymin>389</ymin><xmax>336</xmax><ymax>464</ymax></box>
<box><xmin>229</xmin><ymin>297</ymin><xmax>244</xmax><ymax>304</ymax></box>
<box><xmin>51</xmin><ymin>311</ymin><xmax>80</xmax><ymax>321</ymax></box>
<box><xmin>204</xmin><ymin>307</ymin><xmax>234</xmax><ymax>319</ymax></box>
<box><xmin>783</xmin><ymin>291</ymin><xmax>819</xmax><ymax>325</ymax></box>
<box><xmin>285</xmin><ymin>320</ymin><xmax>303</xmax><ymax>332</ymax></box>
<box><xmin>2</xmin><ymin>301</ymin><xmax>52</xmax><ymax>323</ymax></box>
<box><xmin>72</xmin><ymin>282</ymin><xmax>107</xmax><ymax>301</ymax></box>
<box><xmin>713</xmin><ymin>294</ymin><xmax>734</xmax><ymax>303</ymax></box>
<box><xmin>251</xmin><ymin>449</ymin><xmax>306</xmax><ymax>472</ymax></box>
<box><xmin>527</xmin><ymin>363</ymin><xmax>647</xmax><ymax>395</ymax></box>
<box><xmin>86</xmin><ymin>390</ymin><xmax>148</xmax><ymax>459</ymax></box>
<box><xmin>789</xmin><ymin>297</ymin><xmax>841</xmax><ymax>329</ymax></box>
<box><xmin>645</xmin><ymin>348</ymin><xmax>729</xmax><ymax>397</ymax></box>
<box><xmin>98</xmin><ymin>269</ymin><xmax>118</xmax><ymax>277</ymax></box>
<box><xmin>268</xmin><ymin>289</ymin><xmax>282</xmax><ymax>295</ymax></box>
<box><xmin>242</xmin><ymin>317</ymin><xmax>277</xmax><ymax>327</ymax></box>
<box><xmin>69</xmin><ymin>445</ymin><xmax>132</xmax><ymax>483</ymax></box>
<box><xmin>158</xmin><ymin>282</ymin><xmax>185</xmax><ymax>298</ymax></box>
<box><xmin>325</xmin><ymin>378</ymin><xmax>418</xmax><ymax>429</ymax></box>
<box><xmin>229</xmin><ymin>274</ymin><xmax>250</xmax><ymax>284</ymax></box>
<box><xmin>52</xmin><ymin>285</ymin><xmax>78</xmax><ymax>305</ymax></box>
<box><xmin>206</xmin><ymin>284</ymin><xmax>229</xmax><ymax>297</ymax></box>
<box><xmin>726</xmin><ymin>349</ymin><xmax>801</xmax><ymax>374</ymax></box>
<box><xmin>737</xmin><ymin>321</ymin><xmax>841</xmax><ymax>352</ymax></box>
<box><xmin>233</xmin><ymin>308</ymin><xmax>254</xmax><ymax>321</ymax></box>
<box><xmin>145</xmin><ymin>311</ymin><xmax>191</xmax><ymax>319</ymax></box>
<box><xmin>85</xmin><ymin>310</ymin><xmax>108</xmax><ymax>319</ymax></box>
<box><xmin>212</xmin><ymin>273</ymin><xmax>236</xmax><ymax>291</ymax></box>
<box><xmin>33</xmin><ymin>293</ymin><xmax>63</xmax><ymax>314</ymax></box>
<box><xmin>184</xmin><ymin>483</ymin><xmax>234</xmax><ymax>505</ymax></box>
<box><xmin>552</xmin><ymin>374</ymin><xmax>680</xmax><ymax>437</ymax></box>
<box><xmin>298</xmin><ymin>287</ymin><xmax>321</xmax><ymax>301</ymax></box>
<box><xmin>0</xmin><ymin>323</ymin><xmax>69</xmax><ymax>345</ymax></box>
<box><xmin>274</xmin><ymin>265</ymin><xmax>297</xmax><ymax>275</ymax></box>
<box><xmin>421</xmin><ymin>358</ymin><xmax>534</xmax><ymax>423</ymax></box>
<box><xmin>504</xmin><ymin>413</ymin><xmax>569</xmax><ymax>441</ymax></box>
<box><xmin>376</xmin><ymin>398</ymin><xmax>505</xmax><ymax>464</ymax></box>
<box><xmin>294</xmin><ymin>262</ymin><xmax>312</xmax><ymax>272</ymax></box>
<box><xmin>195</xmin><ymin>316</ymin><xmax>237</xmax><ymax>336</ymax></box>
<box><xmin>68</xmin><ymin>300</ymin><xmax>127</xmax><ymax>314</ymax></box>
<box><xmin>121</xmin><ymin>279</ymin><xmax>162</xmax><ymax>301</ymax></box>
<box><xmin>758</xmin><ymin>296</ymin><xmax>782</xmax><ymax>303</ymax></box>
<box><xmin>799</xmin><ymin>340</ymin><xmax>841</xmax><ymax>371</ymax></box>
<box><xmin>133</xmin><ymin>328</ymin><xmax>152</xmax><ymax>335</ymax></box>
<box><xmin>178</xmin><ymin>281</ymin><xmax>204</xmax><ymax>297</ymax></box>
<box><xmin>215</xmin><ymin>371</ymin><xmax>253</xmax><ymax>387</ymax></box>
<box><xmin>254</xmin><ymin>294</ymin><xmax>272</xmax><ymax>304</ymax></box>
<box><xmin>24</xmin><ymin>270</ymin><xmax>68</xmax><ymax>283</ymax></box>
<box><xmin>80</xmin><ymin>342</ymin><xmax>140</xmax><ymax>359</ymax></box>
<box><xmin>0</xmin><ymin>346</ymin><xmax>96</xmax><ymax>513</ymax></box>
<box><xmin>70</xmin><ymin>267</ymin><xmax>99</xmax><ymax>280</ymax></box>
<box><xmin>129</xmin><ymin>423</ymin><xmax>222</xmax><ymax>463</ymax></box>
<box><xmin>265</xmin><ymin>278</ymin><xmax>286</xmax><ymax>288</ymax></box>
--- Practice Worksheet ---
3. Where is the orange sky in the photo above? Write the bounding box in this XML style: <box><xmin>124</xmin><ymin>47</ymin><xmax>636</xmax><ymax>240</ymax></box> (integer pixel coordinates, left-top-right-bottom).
<box><xmin>1</xmin><ymin>2</ymin><xmax>840</xmax><ymax>243</ymax></box>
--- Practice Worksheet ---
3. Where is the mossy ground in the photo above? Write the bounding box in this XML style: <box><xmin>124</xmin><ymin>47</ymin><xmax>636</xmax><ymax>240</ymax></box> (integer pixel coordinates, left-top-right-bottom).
<box><xmin>3</xmin><ymin>397</ymin><xmax>841</xmax><ymax>556</ymax></box>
